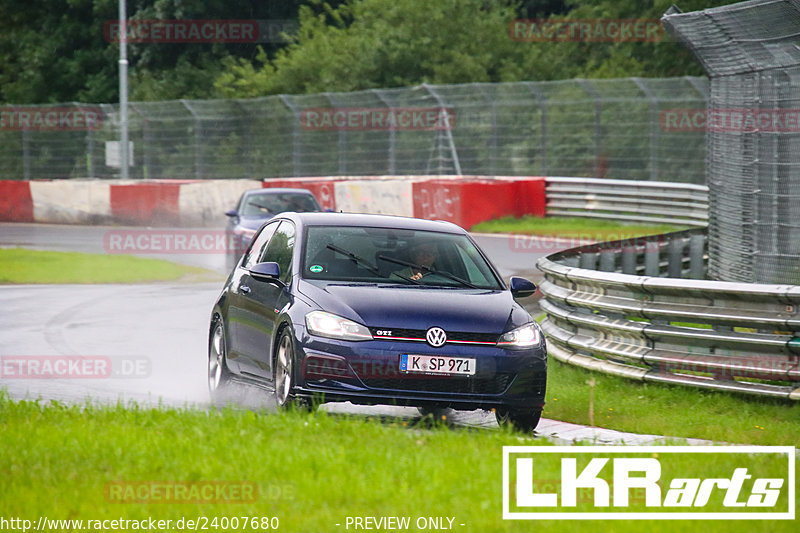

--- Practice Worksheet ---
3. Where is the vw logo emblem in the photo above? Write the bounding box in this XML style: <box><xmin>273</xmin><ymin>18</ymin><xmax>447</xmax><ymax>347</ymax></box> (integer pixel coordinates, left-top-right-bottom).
<box><xmin>426</xmin><ymin>327</ymin><xmax>447</xmax><ymax>348</ymax></box>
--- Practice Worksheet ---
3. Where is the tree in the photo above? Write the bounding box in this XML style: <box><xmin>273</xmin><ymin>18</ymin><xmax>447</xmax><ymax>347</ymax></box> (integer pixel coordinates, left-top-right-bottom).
<box><xmin>214</xmin><ymin>0</ymin><xmax>743</xmax><ymax>98</ymax></box>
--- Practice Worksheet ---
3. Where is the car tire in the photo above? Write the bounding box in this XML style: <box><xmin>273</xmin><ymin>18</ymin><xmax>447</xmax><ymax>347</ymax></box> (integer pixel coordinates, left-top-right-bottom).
<box><xmin>273</xmin><ymin>328</ymin><xmax>310</xmax><ymax>410</ymax></box>
<box><xmin>495</xmin><ymin>407</ymin><xmax>542</xmax><ymax>433</ymax></box>
<box><xmin>208</xmin><ymin>319</ymin><xmax>233</xmax><ymax>404</ymax></box>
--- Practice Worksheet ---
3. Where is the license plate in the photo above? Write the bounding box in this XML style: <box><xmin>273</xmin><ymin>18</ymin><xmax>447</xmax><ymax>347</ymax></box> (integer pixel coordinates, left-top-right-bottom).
<box><xmin>399</xmin><ymin>354</ymin><xmax>476</xmax><ymax>376</ymax></box>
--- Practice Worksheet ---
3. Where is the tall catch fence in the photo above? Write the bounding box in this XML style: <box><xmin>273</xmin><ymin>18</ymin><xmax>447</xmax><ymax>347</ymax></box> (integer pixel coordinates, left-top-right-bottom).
<box><xmin>664</xmin><ymin>0</ymin><xmax>800</xmax><ymax>284</ymax></box>
<box><xmin>0</xmin><ymin>77</ymin><xmax>708</xmax><ymax>183</ymax></box>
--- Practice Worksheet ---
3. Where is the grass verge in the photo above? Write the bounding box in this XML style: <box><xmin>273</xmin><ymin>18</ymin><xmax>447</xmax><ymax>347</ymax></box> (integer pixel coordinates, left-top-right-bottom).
<box><xmin>0</xmin><ymin>247</ymin><xmax>219</xmax><ymax>284</ymax></box>
<box><xmin>0</xmin><ymin>393</ymin><xmax>794</xmax><ymax>533</ymax></box>
<box><xmin>543</xmin><ymin>356</ymin><xmax>799</xmax><ymax>446</ymax></box>
<box><xmin>472</xmin><ymin>215</ymin><xmax>685</xmax><ymax>240</ymax></box>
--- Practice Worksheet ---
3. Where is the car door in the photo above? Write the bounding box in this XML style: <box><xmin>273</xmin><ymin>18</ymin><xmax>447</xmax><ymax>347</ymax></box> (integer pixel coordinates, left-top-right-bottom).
<box><xmin>234</xmin><ymin>220</ymin><xmax>296</xmax><ymax>379</ymax></box>
<box><xmin>226</xmin><ymin>220</ymin><xmax>279</xmax><ymax>372</ymax></box>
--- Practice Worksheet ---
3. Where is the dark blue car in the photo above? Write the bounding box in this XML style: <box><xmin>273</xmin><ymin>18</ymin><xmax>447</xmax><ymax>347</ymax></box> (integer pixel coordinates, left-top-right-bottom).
<box><xmin>209</xmin><ymin>212</ymin><xmax>547</xmax><ymax>430</ymax></box>
<box><xmin>225</xmin><ymin>188</ymin><xmax>321</xmax><ymax>270</ymax></box>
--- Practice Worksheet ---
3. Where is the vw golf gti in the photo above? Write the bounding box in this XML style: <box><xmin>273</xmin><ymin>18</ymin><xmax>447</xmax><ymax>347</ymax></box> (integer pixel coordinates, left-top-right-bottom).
<box><xmin>208</xmin><ymin>212</ymin><xmax>547</xmax><ymax>430</ymax></box>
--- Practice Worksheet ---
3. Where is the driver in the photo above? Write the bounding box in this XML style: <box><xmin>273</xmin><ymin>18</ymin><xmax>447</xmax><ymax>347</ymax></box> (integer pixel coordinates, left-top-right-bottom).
<box><xmin>392</xmin><ymin>241</ymin><xmax>438</xmax><ymax>281</ymax></box>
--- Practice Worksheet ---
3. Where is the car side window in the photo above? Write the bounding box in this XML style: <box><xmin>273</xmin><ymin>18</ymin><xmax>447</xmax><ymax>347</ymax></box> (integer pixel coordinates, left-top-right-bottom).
<box><xmin>260</xmin><ymin>221</ymin><xmax>296</xmax><ymax>283</ymax></box>
<box><xmin>242</xmin><ymin>222</ymin><xmax>279</xmax><ymax>270</ymax></box>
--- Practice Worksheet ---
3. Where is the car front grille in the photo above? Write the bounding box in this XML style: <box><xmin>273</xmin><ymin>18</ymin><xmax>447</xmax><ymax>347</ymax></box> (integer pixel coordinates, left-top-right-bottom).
<box><xmin>361</xmin><ymin>373</ymin><xmax>514</xmax><ymax>395</ymax></box>
<box><xmin>369</xmin><ymin>327</ymin><xmax>498</xmax><ymax>345</ymax></box>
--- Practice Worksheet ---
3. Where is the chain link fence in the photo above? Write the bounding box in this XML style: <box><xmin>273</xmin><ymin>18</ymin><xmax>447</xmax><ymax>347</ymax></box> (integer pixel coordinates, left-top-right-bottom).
<box><xmin>664</xmin><ymin>0</ymin><xmax>800</xmax><ymax>284</ymax></box>
<box><xmin>0</xmin><ymin>77</ymin><xmax>708</xmax><ymax>183</ymax></box>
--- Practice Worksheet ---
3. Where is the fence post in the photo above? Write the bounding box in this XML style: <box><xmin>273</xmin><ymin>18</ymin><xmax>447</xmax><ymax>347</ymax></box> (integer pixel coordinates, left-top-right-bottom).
<box><xmin>323</xmin><ymin>92</ymin><xmax>347</xmax><ymax>175</ymax></box>
<box><xmin>371</xmin><ymin>89</ymin><xmax>395</xmax><ymax>175</ymax></box>
<box><xmin>632</xmin><ymin>77</ymin><xmax>659</xmax><ymax>181</ymax></box>
<box><xmin>523</xmin><ymin>82</ymin><xmax>548</xmax><ymax>176</ymax></box>
<box><xmin>423</xmin><ymin>83</ymin><xmax>461</xmax><ymax>175</ymax></box>
<box><xmin>576</xmin><ymin>79</ymin><xmax>602</xmax><ymax>178</ymax></box>
<box><xmin>278</xmin><ymin>95</ymin><xmax>302</xmax><ymax>177</ymax></box>
<box><xmin>22</xmin><ymin>128</ymin><xmax>30</xmax><ymax>180</ymax></box>
<box><xmin>475</xmin><ymin>83</ymin><xmax>497</xmax><ymax>176</ymax></box>
<box><xmin>180</xmin><ymin>99</ymin><xmax>201</xmax><ymax>179</ymax></box>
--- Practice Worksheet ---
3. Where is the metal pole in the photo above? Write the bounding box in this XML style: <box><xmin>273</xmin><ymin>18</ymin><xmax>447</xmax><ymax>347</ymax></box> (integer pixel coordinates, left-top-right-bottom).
<box><xmin>119</xmin><ymin>0</ymin><xmax>129</xmax><ymax>179</ymax></box>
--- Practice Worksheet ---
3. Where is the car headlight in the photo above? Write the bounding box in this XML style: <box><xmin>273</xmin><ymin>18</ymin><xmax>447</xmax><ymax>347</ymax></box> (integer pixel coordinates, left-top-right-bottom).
<box><xmin>497</xmin><ymin>323</ymin><xmax>541</xmax><ymax>348</ymax></box>
<box><xmin>305</xmin><ymin>311</ymin><xmax>373</xmax><ymax>341</ymax></box>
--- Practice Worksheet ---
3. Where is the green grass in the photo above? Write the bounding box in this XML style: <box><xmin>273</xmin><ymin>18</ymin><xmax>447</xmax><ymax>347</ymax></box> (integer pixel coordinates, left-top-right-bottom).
<box><xmin>0</xmin><ymin>247</ymin><xmax>219</xmax><ymax>284</ymax></box>
<box><xmin>472</xmin><ymin>215</ymin><xmax>685</xmax><ymax>240</ymax></box>
<box><xmin>543</xmin><ymin>355</ymin><xmax>799</xmax><ymax>446</ymax></box>
<box><xmin>0</xmin><ymin>393</ymin><xmax>794</xmax><ymax>533</ymax></box>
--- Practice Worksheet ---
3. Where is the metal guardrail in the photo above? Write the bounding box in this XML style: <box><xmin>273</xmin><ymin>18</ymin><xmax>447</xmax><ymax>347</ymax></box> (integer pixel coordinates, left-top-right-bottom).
<box><xmin>545</xmin><ymin>177</ymin><xmax>708</xmax><ymax>227</ymax></box>
<box><xmin>537</xmin><ymin>228</ymin><xmax>800</xmax><ymax>400</ymax></box>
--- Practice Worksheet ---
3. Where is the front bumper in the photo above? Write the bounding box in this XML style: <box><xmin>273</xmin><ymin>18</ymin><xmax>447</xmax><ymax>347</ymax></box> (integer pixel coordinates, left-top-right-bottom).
<box><xmin>292</xmin><ymin>326</ymin><xmax>547</xmax><ymax>411</ymax></box>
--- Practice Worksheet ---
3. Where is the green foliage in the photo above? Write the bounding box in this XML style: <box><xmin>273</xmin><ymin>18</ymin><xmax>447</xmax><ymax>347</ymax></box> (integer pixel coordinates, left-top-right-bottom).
<box><xmin>0</xmin><ymin>0</ymin><xmax>318</xmax><ymax>104</ymax></box>
<box><xmin>213</xmin><ymin>0</ymin><xmax>743</xmax><ymax>99</ymax></box>
<box><xmin>0</xmin><ymin>0</ymin><xmax>747</xmax><ymax>104</ymax></box>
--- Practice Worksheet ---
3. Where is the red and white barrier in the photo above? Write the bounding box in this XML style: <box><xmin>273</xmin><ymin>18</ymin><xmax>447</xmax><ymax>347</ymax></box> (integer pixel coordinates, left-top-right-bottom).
<box><xmin>0</xmin><ymin>176</ymin><xmax>546</xmax><ymax>228</ymax></box>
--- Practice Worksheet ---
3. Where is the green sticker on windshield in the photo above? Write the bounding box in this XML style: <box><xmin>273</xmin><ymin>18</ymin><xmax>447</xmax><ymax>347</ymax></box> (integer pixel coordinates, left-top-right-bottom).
<box><xmin>309</xmin><ymin>265</ymin><xmax>324</xmax><ymax>273</ymax></box>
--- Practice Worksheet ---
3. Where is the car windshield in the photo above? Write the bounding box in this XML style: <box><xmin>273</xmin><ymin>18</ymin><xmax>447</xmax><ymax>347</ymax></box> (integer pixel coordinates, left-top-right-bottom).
<box><xmin>302</xmin><ymin>226</ymin><xmax>503</xmax><ymax>289</ymax></box>
<box><xmin>241</xmin><ymin>193</ymin><xmax>319</xmax><ymax>217</ymax></box>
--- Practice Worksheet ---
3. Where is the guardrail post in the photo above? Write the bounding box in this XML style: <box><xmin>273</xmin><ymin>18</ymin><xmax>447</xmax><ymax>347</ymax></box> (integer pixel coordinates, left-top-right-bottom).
<box><xmin>668</xmin><ymin>238</ymin><xmax>685</xmax><ymax>278</ymax></box>
<box><xmin>645</xmin><ymin>241</ymin><xmax>660</xmax><ymax>276</ymax></box>
<box><xmin>621</xmin><ymin>244</ymin><xmax>637</xmax><ymax>275</ymax></box>
<box><xmin>580</xmin><ymin>252</ymin><xmax>598</xmax><ymax>270</ymax></box>
<box><xmin>689</xmin><ymin>233</ymin><xmax>705</xmax><ymax>279</ymax></box>
<box><xmin>599</xmin><ymin>250</ymin><xmax>616</xmax><ymax>272</ymax></box>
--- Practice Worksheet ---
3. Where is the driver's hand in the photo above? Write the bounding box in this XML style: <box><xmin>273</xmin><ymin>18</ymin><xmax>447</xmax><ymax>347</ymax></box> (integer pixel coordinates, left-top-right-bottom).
<box><xmin>411</xmin><ymin>271</ymin><xmax>424</xmax><ymax>280</ymax></box>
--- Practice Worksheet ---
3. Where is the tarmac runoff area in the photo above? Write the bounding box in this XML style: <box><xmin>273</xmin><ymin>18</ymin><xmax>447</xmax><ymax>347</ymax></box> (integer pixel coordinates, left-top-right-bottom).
<box><xmin>1</xmin><ymin>222</ymin><xmax>712</xmax><ymax>446</ymax></box>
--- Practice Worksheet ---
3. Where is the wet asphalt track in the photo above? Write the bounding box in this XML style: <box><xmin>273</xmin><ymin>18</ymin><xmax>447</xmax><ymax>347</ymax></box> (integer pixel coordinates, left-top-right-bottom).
<box><xmin>0</xmin><ymin>222</ymin><xmax>557</xmax><ymax>431</ymax></box>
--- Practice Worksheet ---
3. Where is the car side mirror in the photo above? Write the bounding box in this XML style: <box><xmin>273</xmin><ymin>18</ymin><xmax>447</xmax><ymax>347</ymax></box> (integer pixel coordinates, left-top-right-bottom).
<box><xmin>225</xmin><ymin>209</ymin><xmax>240</xmax><ymax>224</ymax></box>
<box><xmin>250</xmin><ymin>261</ymin><xmax>281</xmax><ymax>282</ymax></box>
<box><xmin>509</xmin><ymin>277</ymin><xmax>537</xmax><ymax>298</ymax></box>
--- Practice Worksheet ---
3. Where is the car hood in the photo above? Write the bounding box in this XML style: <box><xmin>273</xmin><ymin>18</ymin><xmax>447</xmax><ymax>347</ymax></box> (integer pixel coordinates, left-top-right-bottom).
<box><xmin>298</xmin><ymin>280</ymin><xmax>529</xmax><ymax>334</ymax></box>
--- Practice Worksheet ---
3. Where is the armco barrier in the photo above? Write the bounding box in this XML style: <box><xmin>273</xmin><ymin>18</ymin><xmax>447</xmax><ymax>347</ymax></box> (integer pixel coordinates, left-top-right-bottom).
<box><xmin>545</xmin><ymin>177</ymin><xmax>708</xmax><ymax>227</ymax></box>
<box><xmin>537</xmin><ymin>228</ymin><xmax>800</xmax><ymax>400</ymax></box>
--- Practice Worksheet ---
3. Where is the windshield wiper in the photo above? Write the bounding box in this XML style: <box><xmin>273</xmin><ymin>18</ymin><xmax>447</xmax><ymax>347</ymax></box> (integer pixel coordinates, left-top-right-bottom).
<box><xmin>250</xmin><ymin>202</ymin><xmax>272</xmax><ymax>213</ymax></box>
<box><xmin>376</xmin><ymin>254</ymin><xmax>479</xmax><ymax>289</ymax></box>
<box><xmin>326</xmin><ymin>244</ymin><xmax>385</xmax><ymax>278</ymax></box>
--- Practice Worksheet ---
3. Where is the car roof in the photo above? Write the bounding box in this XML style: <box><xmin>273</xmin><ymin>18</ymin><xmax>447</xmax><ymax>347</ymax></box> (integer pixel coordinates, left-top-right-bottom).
<box><xmin>278</xmin><ymin>212</ymin><xmax>465</xmax><ymax>234</ymax></box>
<box><xmin>244</xmin><ymin>188</ymin><xmax>316</xmax><ymax>196</ymax></box>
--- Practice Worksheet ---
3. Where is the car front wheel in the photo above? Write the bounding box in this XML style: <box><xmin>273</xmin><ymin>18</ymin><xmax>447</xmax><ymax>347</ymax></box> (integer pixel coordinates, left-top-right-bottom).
<box><xmin>495</xmin><ymin>407</ymin><xmax>542</xmax><ymax>433</ymax></box>
<box><xmin>274</xmin><ymin>329</ymin><xmax>298</xmax><ymax>409</ymax></box>
<box><xmin>208</xmin><ymin>319</ymin><xmax>232</xmax><ymax>403</ymax></box>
